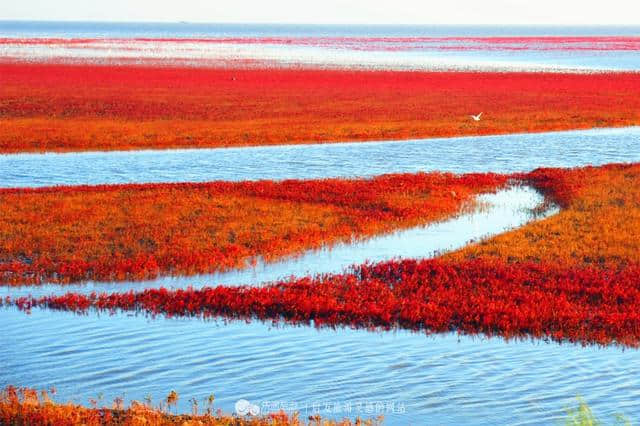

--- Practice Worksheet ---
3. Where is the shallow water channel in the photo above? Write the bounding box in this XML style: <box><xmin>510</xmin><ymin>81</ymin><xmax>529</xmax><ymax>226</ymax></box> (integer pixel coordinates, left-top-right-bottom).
<box><xmin>2</xmin><ymin>127</ymin><xmax>640</xmax><ymax>188</ymax></box>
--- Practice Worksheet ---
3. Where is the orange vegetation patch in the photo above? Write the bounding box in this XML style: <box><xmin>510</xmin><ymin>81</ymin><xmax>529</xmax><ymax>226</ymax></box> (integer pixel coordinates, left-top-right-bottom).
<box><xmin>450</xmin><ymin>163</ymin><xmax>640</xmax><ymax>266</ymax></box>
<box><xmin>2</xmin><ymin>63</ymin><xmax>640</xmax><ymax>153</ymax></box>
<box><xmin>0</xmin><ymin>386</ymin><xmax>380</xmax><ymax>426</ymax></box>
<box><xmin>12</xmin><ymin>164</ymin><xmax>640</xmax><ymax>346</ymax></box>
<box><xmin>0</xmin><ymin>172</ymin><xmax>508</xmax><ymax>285</ymax></box>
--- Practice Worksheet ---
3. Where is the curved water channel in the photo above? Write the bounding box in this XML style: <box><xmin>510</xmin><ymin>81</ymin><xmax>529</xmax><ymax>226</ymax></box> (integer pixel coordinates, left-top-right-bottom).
<box><xmin>2</xmin><ymin>185</ymin><xmax>552</xmax><ymax>299</ymax></box>
<box><xmin>2</xmin><ymin>127</ymin><xmax>640</xmax><ymax>424</ymax></box>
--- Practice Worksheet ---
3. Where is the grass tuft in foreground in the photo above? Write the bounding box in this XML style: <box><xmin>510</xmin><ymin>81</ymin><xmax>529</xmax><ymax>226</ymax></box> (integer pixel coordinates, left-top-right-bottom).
<box><xmin>563</xmin><ymin>398</ymin><xmax>631</xmax><ymax>426</ymax></box>
<box><xmin>0</xmin><ymin>386</ymin><xmax>382</xmax><ymax>426</ymax></box>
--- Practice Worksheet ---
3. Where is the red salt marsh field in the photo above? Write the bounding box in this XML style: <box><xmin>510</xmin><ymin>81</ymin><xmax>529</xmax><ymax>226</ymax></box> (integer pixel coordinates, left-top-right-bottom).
<box><xmin>2</xmin><ymin>63</ymin><xmax>640</xmax><ymax>153</ymax></box>
<box><xmin>3</xmin><ymin>28</ymin><xmax>640</xmax><ymax>424</ymax></box>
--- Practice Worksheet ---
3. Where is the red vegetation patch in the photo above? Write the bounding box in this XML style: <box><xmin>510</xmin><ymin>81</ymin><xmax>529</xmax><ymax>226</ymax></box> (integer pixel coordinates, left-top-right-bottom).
<box><xmin>8</xmin><ymin>258</ymin><xmax>640</xmax><ymax>347</ymax></box>
<box><xmin>0</xmin><ymin>172</ymin><xmax>507</xmax><ymax>285</ymax></box>
<box><xmin>2</xmin><ymin>64</ymin><xmax>640</xmax><ymax>152</ymax></box>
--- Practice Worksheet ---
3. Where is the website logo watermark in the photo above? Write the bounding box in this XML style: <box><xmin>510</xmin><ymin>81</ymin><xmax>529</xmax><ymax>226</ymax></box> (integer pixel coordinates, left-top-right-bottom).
<box><xmin>235</xmin><ymin>399</ymin><xmax>261</xmax><ymax>416</ymax></box>
<box><xmin>235</xmin><ymin>399</ymin><xmax>406</xmax><ymax>416</ymax></box>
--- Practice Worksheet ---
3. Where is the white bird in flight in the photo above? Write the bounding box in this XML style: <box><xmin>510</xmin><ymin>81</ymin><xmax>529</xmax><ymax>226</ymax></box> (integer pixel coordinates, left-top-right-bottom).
<box><xmin>470</xmin><ymin>112</ymin><xmax>483</xmax><ymax>121</ymax></box>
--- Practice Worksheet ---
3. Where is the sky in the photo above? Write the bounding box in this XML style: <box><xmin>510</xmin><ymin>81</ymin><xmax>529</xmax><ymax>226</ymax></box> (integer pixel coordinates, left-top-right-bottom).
<box><xmin>1</xmin><ymin>0</ymin><xmax>640</xmax><ymax>25</ymax></box>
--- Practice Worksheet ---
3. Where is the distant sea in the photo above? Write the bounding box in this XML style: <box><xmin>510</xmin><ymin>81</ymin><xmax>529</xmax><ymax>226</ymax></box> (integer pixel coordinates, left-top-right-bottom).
<box><xmin>1</xmin><ymin>21</ymin><xmax>640</xmax><ymax>71</ymax></box>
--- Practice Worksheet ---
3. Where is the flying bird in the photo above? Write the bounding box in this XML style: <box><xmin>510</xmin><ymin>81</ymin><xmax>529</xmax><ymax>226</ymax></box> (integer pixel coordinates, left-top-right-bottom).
<box><xmin>470</xmin><ymin>112</ymin><xmax>483</xmax><ymax>121</ymax></box>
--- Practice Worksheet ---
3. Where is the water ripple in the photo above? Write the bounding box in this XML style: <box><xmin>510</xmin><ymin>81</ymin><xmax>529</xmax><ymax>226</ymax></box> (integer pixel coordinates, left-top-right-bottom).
<box><xmin>1</xmin><ymin>307</ymin><xmax>638</xmax><ymax>425</ymax></box>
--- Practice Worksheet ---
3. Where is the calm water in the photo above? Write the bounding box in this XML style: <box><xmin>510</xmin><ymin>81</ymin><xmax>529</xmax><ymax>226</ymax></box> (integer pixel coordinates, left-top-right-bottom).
<box><xmin>1</xmin><ymin>22</ymin><xmax>640</xmax><ymax>70</ymax></box>
<box><xmin>2</xmin><ymin>307</ymin><xmax>639</xmax><ymax>425</ymax></box>
<box><xmin>2</xmin><ymin>127</ymin><xmax>640</xmax><ymax>188</ymax></box>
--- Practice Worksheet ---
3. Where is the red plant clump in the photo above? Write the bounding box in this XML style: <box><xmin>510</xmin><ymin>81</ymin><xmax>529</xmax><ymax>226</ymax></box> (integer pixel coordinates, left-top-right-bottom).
<box><xmin>514</xmin><ymin>164</ymin><xmax>611</xmax><ymax>208</ymax></box>
<box><xmin>2</xmin><ymin>63</ymin><xmax>640</xmax><ymax>153</ymax></box>
<box><xmin>0</xmin><ymin>171</ymin><xmax>508</xmax><ymax>285</ymax></box>
<box><xmin>8</xmin><ymin>258</ymin><xmax>640</xmax><ymax>347</ymax></box>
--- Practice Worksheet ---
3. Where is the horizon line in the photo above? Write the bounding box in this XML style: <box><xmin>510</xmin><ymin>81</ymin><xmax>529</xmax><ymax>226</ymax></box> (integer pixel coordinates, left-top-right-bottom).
<box><xmin>2</xmin><ymin>19</ymin><xmax>640</xmax><ymax>27</ymax></box>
